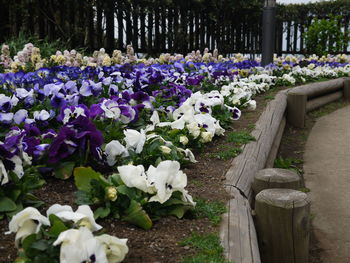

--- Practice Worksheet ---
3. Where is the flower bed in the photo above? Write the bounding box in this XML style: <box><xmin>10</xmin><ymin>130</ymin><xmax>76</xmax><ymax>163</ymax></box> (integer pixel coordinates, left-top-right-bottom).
<box><xmin>1</xmin><ymin>44</ymin><xmax>350</xmax><ymax>262</ymax></box>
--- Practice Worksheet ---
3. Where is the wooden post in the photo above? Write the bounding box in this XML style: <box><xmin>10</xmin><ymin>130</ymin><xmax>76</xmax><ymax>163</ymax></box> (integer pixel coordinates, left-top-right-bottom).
<box><xmin>252</xmin><ymin>168</ymin><xmax>301</xmax><ymax>197</ymax></box>
<box><xmin>287</xmin><ymin>91</ymin><xmax>307</xmax><ymax>128</ymax></box>
<box><xmin>343</xmin><ymin>77</ymin><xmax>350</xmax><ymax>100</ymax></box>
<box><xmin>255</xmin><ymin>189</ymin><xmax>310</xmax><ymax>263</ymax></box>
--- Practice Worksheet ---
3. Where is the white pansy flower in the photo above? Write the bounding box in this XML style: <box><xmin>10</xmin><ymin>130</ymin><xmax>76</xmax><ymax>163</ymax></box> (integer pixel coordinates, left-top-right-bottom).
<box><xmin>13</xmin><ymin>109</ymin><xmax>28</xmax><ymax>124</ymax></box>
<box><xmin>62</xmin><ymin>107</ymin><xmax>86</xmax><ymax>124</ymax></box>
<box><xmin>245</xmin><ymin>100</ymin><xmax>257</xmax><ymax>111</ymax></box>
<box><xmin>150</xmin><ymin>110</ymin><xmax>160</xmax><ymax>125</ymax></box>
<box><xmin>53</xmin><ymin>227</ymin><xmax>107</xmax><ymax>263</ymax></box>
<box><xmin>200</xmin><ymin>131</ymin><xmax>213</xmax><ymax>143</ymax></box>
<box><xmin>96</xmin><ymin>234</ymin><xmax>129</xmax><ymax>263</ymax></box>
<box><xmin>10</xmin><ymin>155</ymin><xmax>25</xmax><ymax>179</ymax></box>
<box><xmin>7</xmin><ymin>207</ymin><xmax>50</xmax><ymax>247</ymax></box>
<box><xmin>186</xmin><ymin>122</ymin><xmax>201</xmax><ymax>138</ymax></box>
<box><xmin>0</xmin><ymin>112</ymin><xmax>14</xmax><ymax>123</ymax></box>
<box><xmin>194</xmin><ymin>113</ymin><xmax>217</xmax><ymax>136</ymax></box>
<box><xmin>15</xmin><ymin>88</ymin><xmax>34</xmax><ymax>99</ymax></box>
<box><xmin>47</xmin><ymin>204</ymin><xmax>102</xmax><ymax>232</ymax></box>
<box><xmin>148</xmin><ymin>160</ymin><xmax>189</xmax><ymax>204</ymax></box>
<box><xmin>177</xmin><ymin>148</ymin><xmax>197</xmax><ymax>163</ymax></box>
<box><xmin>33</xmin><ymin>110</ymin><xmax>50</xmax><ymax>121</ymax></box>
<box><xmin>118</xmin><ymin>164</ymin><xmax>156</xmax><ymax>194</ymax></box>
<box><xmin>0</xmin><ymin>160</ymin><xmax>9</xmax><ymax>185</ymax></box>
<box><xmin>172</xmin><ymin>104</ymin><xmax>195</xmax><ymax>121</ymax></box>
<box><xmin>124</xmin><ymin>129</ymin><xmax>146</xmax><ymax>154</ymax></box>
<box><xmin>105</xmin><ymin>140</ymin><xmax>129</xmax><ymax>166</ymax></box>
<box><xmin>101</xmin><ymin>99</ymin><xmax>121</xmax><ymax>120</ymax></box>
<box><xmin>194</xmin><ymin>99</ymin><xmax>212</xmax><ymax>114</ymax></box>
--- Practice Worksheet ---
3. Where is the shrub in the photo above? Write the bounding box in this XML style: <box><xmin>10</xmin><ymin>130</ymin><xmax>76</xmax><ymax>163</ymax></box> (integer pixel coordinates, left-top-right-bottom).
<box><xmin>304</xmin><ymin>16</ymin><xmax>349</xmax><ymax>56</ymax></box>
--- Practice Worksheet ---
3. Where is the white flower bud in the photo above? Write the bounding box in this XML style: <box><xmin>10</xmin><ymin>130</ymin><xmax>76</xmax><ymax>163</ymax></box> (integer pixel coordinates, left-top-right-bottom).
<box><xmin>160</xmin><ymin>145</ymin><xmax>172</xmax><ymax>154</ymax></box>
<box><xmin>179</xmin><ymin>136</ymin><xmax>189</xmax><ymax>146</ymax></box>
<box><xmin>105</xmin><ymin>186</ymin><xmax>118</xmax><ymax>201</ymax></box>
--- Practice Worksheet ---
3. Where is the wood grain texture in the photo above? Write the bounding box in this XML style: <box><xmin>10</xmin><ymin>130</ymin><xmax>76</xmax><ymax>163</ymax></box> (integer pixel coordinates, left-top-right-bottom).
<box><xmin>252</xmin><ymin>168</ymin><xmax>301</xmax><ymax>197</ymax></box>
<box><xmin>255</xmin><ymin>189</ymin><xmax>310</xmax><ymax>263</ymax></box>
<box><xmin>287</xmin><ymin>92</ymin><xmax>307</xmax><ymax>128</ymax></box>
<box><xmin>342</xmin><ymin>77</ymin><xmax>350</xmax><ymax>100</ymax></box>
<box><xmin>289</xmin><ymin>78</ymin><xmax>343</xmax><ymax>99</ymax></box>
<box><xmin>265</xmin><ymin>117</ymin><xmax>286</xmax><ymax>168</ymax></box>
<box><xmin>306</xmin><ymin>91</ymin><xmax>343</xmax><ymax>112</ymax></box>
<box><xmin>225</xmin><ymin>90</ymin><xmax>288</xmax><ymax>202</ymax></box>
<box><xmin>220</xmin><ymin>187</ymin><xmax>261</xmax><ymax>263</ymax></box>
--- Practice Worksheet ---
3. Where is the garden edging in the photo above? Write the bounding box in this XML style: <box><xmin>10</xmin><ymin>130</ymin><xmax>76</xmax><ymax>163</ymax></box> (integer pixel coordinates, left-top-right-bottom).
<box><xmin>220</xmin><ymin>77</ymin><xmax>350</xmax><ymax>263</ymax></box>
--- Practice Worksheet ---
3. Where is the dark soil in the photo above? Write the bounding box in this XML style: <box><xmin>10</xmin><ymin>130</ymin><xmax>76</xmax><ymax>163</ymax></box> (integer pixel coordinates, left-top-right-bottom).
<box><xmin>0</xmin><ymin>88</ymin><xmax>280</xmax><ymax>263</ymax></box>
<box><xmin>275</xmin><ymin>99</ymin><xmax>350</xmax><ymax>263</ymax></box>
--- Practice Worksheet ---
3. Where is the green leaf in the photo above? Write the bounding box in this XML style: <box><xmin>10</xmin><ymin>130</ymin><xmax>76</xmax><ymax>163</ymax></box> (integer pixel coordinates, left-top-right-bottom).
<box><xmin>24</xmin><ymin>193</ymin><xmax>45</xmax><ymax>208</ymax></box>
<box><xmin>122</xmin><ymin>200</ymin><xmax>152</xmax><ymax>230</ymax></box>
<box><xmin>168</xmin><ymin>206</ymin><xmax>188</xmax><ymax>219</ymax></box>
<box><xmin>54</xmin><ymin>162</ymin><xmax>75</xmax><ymax>179</ymax></box>
<box><xmin>117</xmin><ymin>185</ymin><xmax>137</xmax><ymax>200</ymax></box>
<box><xmin>74</xmin><ymin>167</ymin><xmax>101</xmax><ymax>192</ymax></box>
<box><xmin>48</xmin><ymin>214</ymin><xmax>68</xmax><ymax>237</ymax></box>
<box><xmin>0</xmin><ymin>196</ymin><xmax>17</xmax><ymax>212</ymax></box>
<box><xmin>74</xmin><ymin>190</ymin><xmax>93</xmax><ymax>205</ymax></box>
<box><xmin>31</xmin><ymin>240</ymin><xmax>49</xmax><ymax>251</ymax></box>
<box><xmin>94</xmin><ymin>206</ymin><xmax>111</xmax><ymax>219</ymax></box>
<box><xmin>8</xmin><ymin>189</ymin><xmax>21</xmax><ymax>202</ymax></box>
<box><xmin>22</xmin><ymin>234</ymin><xmax>37</xmax><ymax>251</ymax></box>
<box><xmin>110</xmin><ymin>173</ymin><xmax>123</xmax><ymax>185</ymax></box>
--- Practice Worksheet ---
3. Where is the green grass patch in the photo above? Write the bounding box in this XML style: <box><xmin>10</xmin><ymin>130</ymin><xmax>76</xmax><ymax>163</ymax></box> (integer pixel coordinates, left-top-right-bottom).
<box><xmin>274</xmin><ymin>157</ymin><xmax>303</xmax><ymax>174</ymax></box>
<box><xmin>309</xmin><ymin>100</ymin><xmax>350</xmax><ymax>119</ymax></box>
<box><xmin>209</xmin><ymin>147</ymin><xmax>242</xmax><ymax>160</ymax></box>
<box><xmin>180</xmin><ymin>233</ymin><xmax>231</xmax><ymax>263</ymax></box>
<box><xmin>194</xmin><ymin>199</ymin><xmax>226</xmax><ymax>226</ymax></box>
<box><xmin>299</xmin><ymin>187</ymin><xmax>311</xmax><ymax>193</ymax></box>
<box><xmin>247</xmin><ymin>124</ymin><xmax>256</xmax><ymax>131</ymax></box>
<box><xmin>190</xmin><ymin>179</ymin><xmax>205</xmax><ymax>187</ymax></box>
<box><xmin>264</xmin><ymin>95</ymin><xmax>275</xmax><ymax>100</ymax></box>
<box><xmin>227</xmin><ymin>131</ymin><xmax>255</xmax><ymax>145</ymax></box>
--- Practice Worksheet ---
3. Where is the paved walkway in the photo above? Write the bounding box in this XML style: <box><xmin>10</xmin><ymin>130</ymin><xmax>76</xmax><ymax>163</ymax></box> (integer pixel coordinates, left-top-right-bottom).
<box><xmin>304</xmin><ymin>105</ymin><xmax>350</xmax><ymax>263</ymax></box>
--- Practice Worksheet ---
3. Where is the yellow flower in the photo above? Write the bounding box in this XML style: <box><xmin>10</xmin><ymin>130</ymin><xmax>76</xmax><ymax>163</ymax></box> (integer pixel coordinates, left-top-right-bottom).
<box><xmin>102</xmin><ymin>55</ymin><xmax>112</xmax><ymax>66</ymax></box>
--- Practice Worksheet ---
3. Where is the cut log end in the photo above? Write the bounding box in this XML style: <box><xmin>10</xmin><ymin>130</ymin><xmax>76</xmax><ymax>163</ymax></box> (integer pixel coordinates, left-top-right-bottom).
<box><xmin>252</xmin><ymin>168</ymin><xmax>301</xmax><ymax>197</ymax></box>
<box><xmin>256</xmin><ymin>188</ymin><xmax>309</xmax><ymax>209</ymax></box>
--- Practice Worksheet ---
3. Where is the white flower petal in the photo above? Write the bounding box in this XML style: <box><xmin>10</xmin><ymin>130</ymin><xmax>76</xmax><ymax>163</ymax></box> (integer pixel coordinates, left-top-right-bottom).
<box><xmin>118</xmin><ymin>165</ymin><xmax>155</xmax><ymax>194</ymax></box>
<box><xmin>53</xmin><ymin>227</ymin><xmax>108</xmax><ymax>263</ymax></box>
<box><xmin>96</xmin><ymin>234</ymin><xmax>129</xmax><ymax>263</ymax></box>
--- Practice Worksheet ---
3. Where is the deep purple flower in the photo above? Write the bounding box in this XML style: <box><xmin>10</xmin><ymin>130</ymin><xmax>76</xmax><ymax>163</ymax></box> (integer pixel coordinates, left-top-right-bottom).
<box><xmin>48</xmin><ymin>126</ymin><xmax>78</xmax><ymax>163</ymax></box>
<box><xmin>187</xmin><ymin>75</ymin><xmax>204</xmax><ymax>86</ymax></box>
<box><xmin>131</xmin><ymin>91</ymin><xmax>150</xmax><ymax>102</ymax></box>
<box><xmin>48</xmin><ymin>116</ymin><xmax>103</xmax><ymax>163</ymax></box>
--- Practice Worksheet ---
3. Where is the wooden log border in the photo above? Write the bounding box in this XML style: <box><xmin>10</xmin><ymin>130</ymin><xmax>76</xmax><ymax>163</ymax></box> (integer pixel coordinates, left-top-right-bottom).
<box><xmin>287</xmin><ymin>77</ymin><xmax>350</xmax><ymax>128</ymax></box>
<box><xmin>220</xmin><ymin>77</ymin><xmax>350</xmax><ymax>263</ymax></box>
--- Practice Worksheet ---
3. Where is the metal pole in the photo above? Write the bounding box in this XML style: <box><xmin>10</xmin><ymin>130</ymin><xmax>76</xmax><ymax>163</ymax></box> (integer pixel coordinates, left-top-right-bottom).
<box><xmin>261</xmin><ymin>0</ymin><xmax>276</xmax><ymax>66</ymax></box>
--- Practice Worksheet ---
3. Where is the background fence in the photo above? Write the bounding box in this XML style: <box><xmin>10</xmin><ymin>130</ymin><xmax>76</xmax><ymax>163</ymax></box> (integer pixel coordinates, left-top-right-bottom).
<box><xmin>0</xmin><ymin>0</ymin><xmax>349</xmax><ymax>55</ymax></box>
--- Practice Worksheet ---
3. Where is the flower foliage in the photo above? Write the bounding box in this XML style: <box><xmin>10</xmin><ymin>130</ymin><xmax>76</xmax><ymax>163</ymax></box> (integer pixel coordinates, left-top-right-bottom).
<box><xmin>7</xmin><ymin>205</ymin><xmax>128</xmax><ymax>263</ymax></box>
